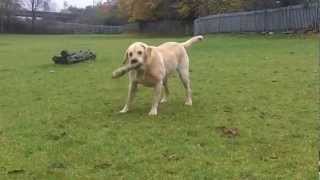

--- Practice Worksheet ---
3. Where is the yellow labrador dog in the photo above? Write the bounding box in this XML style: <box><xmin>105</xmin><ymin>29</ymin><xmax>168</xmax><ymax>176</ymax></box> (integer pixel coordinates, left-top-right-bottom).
<box><xmin>119</xmin><ymin>36</ymin><xmax>203</xmax><ymax>115</ymax></box>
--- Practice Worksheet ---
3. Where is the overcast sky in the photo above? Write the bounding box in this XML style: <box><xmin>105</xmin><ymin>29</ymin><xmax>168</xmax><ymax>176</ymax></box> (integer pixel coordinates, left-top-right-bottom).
<box><xmin>55</xmin><ymin>0</ymin><xmax>103</xmax><ymax>10</ymax></box>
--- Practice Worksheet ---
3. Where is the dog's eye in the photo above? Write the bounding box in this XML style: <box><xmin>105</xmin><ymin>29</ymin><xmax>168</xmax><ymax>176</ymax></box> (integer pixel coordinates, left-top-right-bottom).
<box><xmin>137</xmin><ymin>51</ymin><xmax>142</xmax><ymax>55</ymax></box>
<box><xmin>129</xmin><ymin>52</ymin><xmax>133</xmax><ymax>57</ymax></box>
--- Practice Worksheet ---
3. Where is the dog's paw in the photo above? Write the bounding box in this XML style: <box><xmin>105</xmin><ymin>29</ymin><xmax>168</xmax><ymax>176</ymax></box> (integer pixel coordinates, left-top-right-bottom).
<box><xmin>185</xmin><ymin>100</ymin><xmax>192</xmax><ymax>106</ymax></box>
<box><xmin>160</xmin><ymin>98</ymin><xmax>168</xmax><ymax>103</ymax></box>
<box><xmin>119</xmin><ymin>107</ymin><xmax>129</xmax><ymax>113</ymax></box>
<box><xmin>119</xmin><ymin>110</ymin><xmax>128</xmax><ymax>114</ymax></box>
<box><xmin>148</xmin><ymin>110</ymin><xmax>158</xmax><ymax>116</ymax></box>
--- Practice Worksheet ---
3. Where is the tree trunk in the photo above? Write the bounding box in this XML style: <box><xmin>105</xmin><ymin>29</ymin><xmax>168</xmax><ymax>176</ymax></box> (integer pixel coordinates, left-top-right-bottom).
<box><xmin>1</xmin><ymin>0</ymin><xmax>9</xmax><ymax>33</ymax></box>
<box><xmin>5</xmin><ymin>0</ymin><xmax>11</xmax><ymax>33</ymax></box>
<box><xmin>32</xmin><ymin>12</ymin><xmax>35</xmax><ymax>32</ymax></box>
<box><xmin>31</xmin><ymin>0</ymin><xmax>35</xmax><ymax>33</ymax></box>
<box><xmin>0</xmin><ymin>1</ymin><xmax>4</xmax><ymax>32</ymax></box>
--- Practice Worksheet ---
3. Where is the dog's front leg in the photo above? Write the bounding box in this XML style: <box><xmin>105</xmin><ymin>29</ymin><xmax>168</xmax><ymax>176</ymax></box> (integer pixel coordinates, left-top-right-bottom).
<box><xmin>149</xmin><ymin>82</ymin><xmax>162</xmax><ymax>116</ymax></box>
<box><xmin>120</xmin><ymin>82</ymin><xmax>138</xmax><ymax>113</ymax></box>
<box><xmin>160</xmin><ymin>78</ymin><xmax>169</xmax><ymax>103</ymax></box>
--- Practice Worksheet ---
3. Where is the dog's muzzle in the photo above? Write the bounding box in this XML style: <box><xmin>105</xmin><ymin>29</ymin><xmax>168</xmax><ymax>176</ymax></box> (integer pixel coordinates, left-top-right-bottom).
<box><xmin>130</xmin><ymin>59</ymin><xmax>138</xmax><ymax>64</ymax></box>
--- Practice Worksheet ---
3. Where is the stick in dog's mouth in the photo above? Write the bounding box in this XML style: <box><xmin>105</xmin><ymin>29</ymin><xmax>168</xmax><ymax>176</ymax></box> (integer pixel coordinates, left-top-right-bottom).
<box><xmin>112</xmin><ymin>62</ymin><xmax>142</xmax><ymax>79</ymax></box>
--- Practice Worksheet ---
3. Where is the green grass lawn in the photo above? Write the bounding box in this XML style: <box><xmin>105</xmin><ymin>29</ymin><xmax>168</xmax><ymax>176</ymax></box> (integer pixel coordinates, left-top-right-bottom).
<box><xmin>0</xmin><ymin>34</ymin><xmax>318</xmax><ymax>179</ymax></box>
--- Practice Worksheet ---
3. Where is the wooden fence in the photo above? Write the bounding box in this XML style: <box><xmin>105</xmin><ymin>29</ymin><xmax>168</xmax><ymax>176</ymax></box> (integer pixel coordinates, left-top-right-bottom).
<box><xmin>123</xmin><ymin>21</ymin><xmax>193</xmax><ymax>34</ymax></box>
<box><xmin>6</xmin><ymin>20</ymin><xmax>123</xmax><ymax>34</ymax></box>
<box><xmin>194</xmin><ymin>4</ymin><xmax>320</xmax><ymax>35</ymax></box>
<box><xmin>42</xmin><ymin>22</ymin><xmax>123</xmax><ymax>34</ymax></box>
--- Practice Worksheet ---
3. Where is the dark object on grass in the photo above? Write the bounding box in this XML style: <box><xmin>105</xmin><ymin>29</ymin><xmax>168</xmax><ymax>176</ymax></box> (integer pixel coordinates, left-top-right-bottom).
<box><xmin>52</xmin><ymin>50</ymin><xmax>96</xmax><ymax>64</ymax></box>
<box><xmin>7</xmin><ymin>169</ymin><xmax>25</xmax><ymax>175</ymax></box>
<box><xmin>215</xmin><ymin>126</ymin><xmax>240</xmax><ymax>138</ymax></box>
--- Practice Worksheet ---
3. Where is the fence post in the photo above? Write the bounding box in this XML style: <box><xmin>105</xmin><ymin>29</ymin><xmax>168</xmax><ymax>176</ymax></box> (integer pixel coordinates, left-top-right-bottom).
<box><xmin>194</xmin><ymin>19</ymin><xmax>200</xmax><ymax>35</ymax></box>
<box><xmin>218</xmin><ymin>15</ymin><xmax>221</xmax><ymax>33</ymax></box>
<box><xmin>0</xmin><ymin>16</ymin><xmax>3</xmax><ymax>33</ymax></box>
<box><xmin>239</xmin><ymin>13</ymin><xmax>242</xmax><ymax>32</ymax></box>
<box><xmin>285</xmin><ymin>6</ymin><xmax>288</xmax><ymax>32</ymax></box>
<box><xmin>315</xmin><ymin>0</ymin><xmax>320</xmax><ymax>32</ymax></box>
<box><xmin>253</xmin><ymin>10</ymin><xmax>256</xmax><ymax>32</ymax></box>
<box><xmin>264</xmin><ymin>9</ymin><xmax>267</xmax><ymax>32</ymax></box>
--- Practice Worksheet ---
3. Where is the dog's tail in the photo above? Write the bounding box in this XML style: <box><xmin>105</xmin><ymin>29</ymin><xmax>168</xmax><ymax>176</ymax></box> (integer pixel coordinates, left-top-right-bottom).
<box><xmin>181</xmin><ymin>35</ymin><xmax>204</xmax><ymax>48</ymax></box>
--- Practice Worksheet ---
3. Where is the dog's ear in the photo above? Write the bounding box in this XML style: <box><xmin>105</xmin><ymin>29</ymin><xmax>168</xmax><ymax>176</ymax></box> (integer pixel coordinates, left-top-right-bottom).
<box><xmin>140</xmin><ymin>43</ymin><xmax>151</xmax><ymax>62</ymax></box>
<box><xmin>122</xmin><ymin>49</ymin><xmax>129</xmax><ymax>65</ymax></box>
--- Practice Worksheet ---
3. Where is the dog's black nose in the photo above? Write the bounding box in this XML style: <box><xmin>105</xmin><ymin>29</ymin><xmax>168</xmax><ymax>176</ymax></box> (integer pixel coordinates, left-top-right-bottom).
<box><xmin>131</xmin><ymin>59</ymin><xmax>138</xmax><ymax>64</ymax></box>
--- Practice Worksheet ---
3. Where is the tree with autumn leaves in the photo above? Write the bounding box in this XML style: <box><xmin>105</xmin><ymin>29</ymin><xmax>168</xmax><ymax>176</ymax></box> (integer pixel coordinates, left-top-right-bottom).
<box><xmin>59</xmin><ymin>0</ymin><xmax>314</xmax><ymax>25</ymax></box>
<box><xmin>118</xmin><ymin>0</ymin><xmax>310</xmax><ymax>22</ymax></box>
<box><xmin>118</xmin><ymin>0</ymin><xmax>163</xmax><ymax>22</ymax></box>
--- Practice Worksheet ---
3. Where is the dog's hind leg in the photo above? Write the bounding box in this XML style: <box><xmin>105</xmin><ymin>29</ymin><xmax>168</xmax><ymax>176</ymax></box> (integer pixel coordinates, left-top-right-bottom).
<box><xmin>177</xmin><ymin>60</ymin><xmax>192</xmax><ymax>106</ymax></box>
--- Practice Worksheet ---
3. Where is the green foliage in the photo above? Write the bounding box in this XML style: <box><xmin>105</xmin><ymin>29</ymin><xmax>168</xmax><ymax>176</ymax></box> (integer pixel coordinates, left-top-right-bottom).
<box><xmin>118</xmin><ymin>0</ymin><xmax>162</xmax><ymax>22</ymax></box>
<box><xmin>0</xmin><ymin>34</ymin><xmax>317</xmax><ymax>179</ymax></box>
<box><xmin>176</xmin><ymin>0</ymin><xmax>198</xmax><ymax>19</ymax></box>
<box><xmin>118</xmin><ymin>0</ymin><xmax>309</xmax><ymax>21</ymax></box>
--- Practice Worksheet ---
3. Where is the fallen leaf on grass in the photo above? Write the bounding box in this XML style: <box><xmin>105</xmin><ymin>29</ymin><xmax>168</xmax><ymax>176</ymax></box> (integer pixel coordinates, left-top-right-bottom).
<box><xmin>271</xmin><ymin>114</ymin><xmax>282</xmax><ymax>119</ymax></box>
<box><xmin>168</xmin><ymin>154</ymin><xmax>179</xmax><ymax>161</ymax></box>
<box><xmin>259</xmin><ymin>111</ymin><xmax>267</xmax><ymax>119</ymax></box>
<box><xmin>197</xmin><ymin>142</ymin><xmax>207</xmax><ymax>147</ymax></box>
<box><xmin>216</xmin><ymin>126</ymin><xmax>240</xmax><ymax>138</ymax></box>
<box><xmin>162</xmin><ymin>152</ymin><xmax>182</xmax><ymax>161</ymax></box>
<box><xmin>49</xmin><ymin>162</ymin><xmax>66</xmax><ymax>170</ymax></box>
<box><xmin>94</xmin><ymin>162</ymin><xmax>112</xmax><ymax>169</ymax></box>
<box><xmin>223</xmin><ymin>106</ymin><xmax>233</xmax><ymax>113</ymax></box>
<box><xmin>270</xmin><ymin>153</ymin><xmax>279</xmax><ymax>160</ymax></box>
<box><xmin>165</xmin><ymin>169</ymin><xmax>177</xmax><ymax>175</ymax></box>
<box><xmin>47</xmin><ymin>131</ymin><xmax>67</xmax><ymax>141</ymax></box>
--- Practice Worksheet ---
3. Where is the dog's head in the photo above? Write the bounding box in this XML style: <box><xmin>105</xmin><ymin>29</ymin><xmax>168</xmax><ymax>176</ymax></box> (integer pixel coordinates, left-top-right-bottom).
<box><xmin>122</xmin><ymin>42</ymin><xmax>152</xmax><ymax>66</ymax></box>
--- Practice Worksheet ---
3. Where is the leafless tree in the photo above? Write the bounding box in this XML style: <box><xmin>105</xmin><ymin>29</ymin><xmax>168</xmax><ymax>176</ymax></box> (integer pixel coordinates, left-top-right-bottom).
<box><xmin>63</xmin><ymin>1</ymin><xmax>68</xmax><ymax>10</ymax></box>
<box><xmin>43</xmin><ymin>0</ymin><xmax>56</xmax><ymax>12</ymax></box>
<box><xmin>21</xmin><ymin>0</ymin><xmax>51</xmax><ymax>31</ymax></box>
<box><xmin>0</xmin><ymin>0</ymin><xmax>6</xmax><ymax>32</ymax></box>
<box><xmin>0</xmin><ymin>0</ymin><xmax>21</xmax><ymax>32</ymax></box>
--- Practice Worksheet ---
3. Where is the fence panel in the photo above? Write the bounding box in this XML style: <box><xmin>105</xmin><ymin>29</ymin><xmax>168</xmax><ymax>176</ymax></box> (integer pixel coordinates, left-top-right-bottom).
<box><xmin>194</xmin><ymin>4</ymin><xmax>320</xmax><ymax>35</ymax></box>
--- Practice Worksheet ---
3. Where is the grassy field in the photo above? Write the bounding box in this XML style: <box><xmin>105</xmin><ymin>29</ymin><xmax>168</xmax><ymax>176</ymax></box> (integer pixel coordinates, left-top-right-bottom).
<box><xmin>0</xmin><ymin>34</ymin><xmax>318</xmax><ymax>179</ymax></box>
